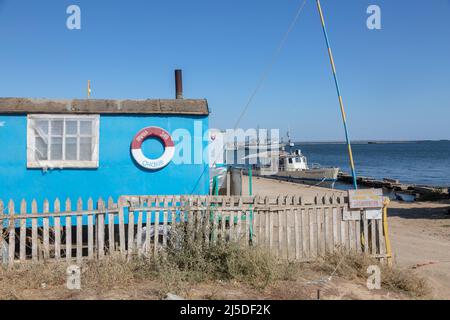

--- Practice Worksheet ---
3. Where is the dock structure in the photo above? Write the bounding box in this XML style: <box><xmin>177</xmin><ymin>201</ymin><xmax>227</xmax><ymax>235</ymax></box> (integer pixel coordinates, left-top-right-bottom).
<box><xmin>338</xmin><ymin>173</ymin><xmax>449</xmax><ymax>200</ymax></box>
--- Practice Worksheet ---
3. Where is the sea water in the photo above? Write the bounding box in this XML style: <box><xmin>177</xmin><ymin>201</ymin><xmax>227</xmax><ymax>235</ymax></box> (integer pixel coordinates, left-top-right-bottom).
<box><xmin>294</xmin><ymin>140</ymin><xmax>450</xmax><ymax>187</ymax></box>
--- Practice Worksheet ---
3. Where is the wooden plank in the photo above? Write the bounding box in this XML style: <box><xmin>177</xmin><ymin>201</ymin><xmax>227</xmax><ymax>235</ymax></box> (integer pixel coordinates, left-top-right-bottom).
<box><xmin>186</xmin><ymin>198</ymin><xmax>193</xmax><ymax>242</ymax></box>
<box><xmin>309</xmin><ymin>208</ymin><xmax>316</xmax><ymax>258</ymax></box>
<box><xmin>269</xmin><ymin>209</ymin><xmax>274</xmax><ymax>250</ymax></box>
<box><xmin>363</xmin><ymin>212</ymin><xmax>369</xmax><ymax>254</ymax></box>
<box><xmin>97</xmin><ymin>198</ymin><xmax>105</xmax><ymax>259</ymax></box>
<box><xmin>276</xmin><ymin>196</ymin><xmax>284</xmax><ymax>253</ymax></box>
<box><xmin>332</xmin><ymin>207</ymin><xmax>339</xmax><ymax>250</ymax></box>
<box><xmin>195</xmin><ymin>197</ymin><xmax>201</xmax><ymax>242</ymax></box>
<box><xmin>258</xmin><ymin>209</ymin><xmax>263</xmax><ymax>247</ymax></box>
<box><xmin>245</xmin><ymin>208</ymin><xmax>251</xmax><ymax>246</ymax></box>
<box><xmin>229</xmin><ymin>210</ymin><xmax>235</xmax><ymax>242</ymax></box>
<box><xmin>31</xmin><ymin>200</ymin><xmax>38</xmax><ymax>261</ymax></box>
<box><xmin>8</xmin><ymin>200</ymin><xmax>15</xmax><ymax>265</ymax></box>
<box><xmin>127</xmin><ymin>207</ymin><xmax>135</xmax><ymax>256</ymax></box>
<box><xmin>355</xmin><ymin>215</ymin><xmax>362</xmax><ymax>252</ymax></box>
<box><xmin>2</xmin><ymin>98</ymin><xmax>210</xmax><ymax>115</ymax></box>
<box><xmin>76</xmin><ymin>198</ymin><xmax>83</xmax><ymax>264</ymax></box>
<box><xmin>19</xmin><ymin>199</ymin><xmax>27</xmax><ymax>262</ymax></box>
<box><xmin>252</xmin><ymin>209</ymin><xmax>258</xmax><ymax>246</ymax></box>
<box><xmin>197</xmin><ymin>197</ymin><xmax>204</xmax><ymax>244</ymax></box>
<box><xmin>264</xmin><ymin>197</ymin><xmax>269</xmax><ymax>248</ymax></box>
<box><xmin>349</xmin><ymin>219</ymin><xmax>356</xmax><ymax>251</ymax></box>
<box><xmin>317</xmin><ymin>207</ymin><xmax>324</xmax><ymax>256</ymax></box>
<box><xmin>377</xmin><ymin>218</ymin><xmax>386</xmax><ymax>257</ymax></box>
<box><xmin>286</xmin><ymin>209</ymin><xmax>291</xmax><ymax>260</ymax></box>
<box><xmin>371</xmin><ymin>219</ymin><xmax>377</xmax><ymax>255</ymax></box>
<box><xmin>211</xmin><ymin>208</ymin><xmax>217</xmax><ymax>245</ymax></box>
<box><xmin>301</xmin><ymin>209</ymin><xmax>308</xmax><ymax>258</ymax></box>
<box><xmin>204</xmin><ymin>197</ymin><xmax>210</xmax><ymax>246</ymax></box>
<box><xmin>162</xmin><ymin>200</ymin><xmax>168</xmax><ymax>248</ymax></box>
<box><xmin>236</xmin><ymin>198</ymin><xmax>242</xmax><ymax>243</ymax></box>
<box><xmin>87</xmin><ymin>198</ymin><xmax>94</xmax><ymax>259</ymax></box>
<box><xmin>294</xmin><ymin>208</ymin><xmax>300</xmax><ymax>260</ymax></box>
<box><xmin>65</xmin><ymin>198</ymin><xmax>72</xmax><ymax>262</ymax></box>
<box><xmin>54</xmin><ymin>199</ymin><xmax>61</xmax><ymax>260</ymax></box>
<box><xmin>145</xmin><ymin>199</ymin><xmax>151</xmax><ymax>256</ymax></box>
<box><xmin>118</xmin><ymin>198</ymin><xmax>126</xmax><ymax>256</ymax></box>
<box><xmin>154</xmin><ymin>198</ymin><xmax>160</xmax><ymax>256</ymax></box>
<box><xmin>340</xmin><ymin>207</ymin><xmax>348</xmax><ymax>250</ymax></box>
<box><xmin>108</xmin><ymin>197</ymin><xmax>115</xmax><ymax>254</ymax></box>
<box><xmin>324</xmin><ymin>207</ymin><xmax>331</xmax><ymax>253</ymax></box>
<box><xmin>136</xmin><ymin>210</ymin><xmax>143</xmax><ymax>257</ymax></box>
<box><xmin>43</xmin><ymin>199</ymin><xmax>50</xmax><ymax>260</ymax></box>
<box><xmin>220</xmin><ymin>209</ymin><xmax>226</xmax><ymax>243</ymax></box>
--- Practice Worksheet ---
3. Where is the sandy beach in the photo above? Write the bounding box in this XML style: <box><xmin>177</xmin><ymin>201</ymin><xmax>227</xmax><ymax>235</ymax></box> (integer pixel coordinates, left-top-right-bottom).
<box><xmin>244</xmin><ymin>176</ymin><xmax>450</xmax><ymax>299</ymax></box>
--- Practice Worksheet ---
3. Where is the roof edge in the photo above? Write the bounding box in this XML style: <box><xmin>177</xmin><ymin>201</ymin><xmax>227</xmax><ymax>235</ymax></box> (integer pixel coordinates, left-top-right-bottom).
<box><xmin>0</xmin><ymin>98</ymin><xmax>209</xmax><ymax>115</ymax></box>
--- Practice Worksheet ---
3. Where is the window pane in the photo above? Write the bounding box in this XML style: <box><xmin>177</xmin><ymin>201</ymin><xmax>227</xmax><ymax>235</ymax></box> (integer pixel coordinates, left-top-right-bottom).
<box><xmin>65</xmin><ymin>137</ymin><xmax>77</xmax><ymax>160</ymax></box>
<box><xmin>50</xmin><ymin>137</ymin><xmax>63</xmax><ymax>160</ymax></box>
<box><xmin>35</xmin><ymin>120</ymin><xmax>49</xmax><ymax>135</ymax></box>
<box><xmin>35</xmin><ymin>137</ymin><xmax>48</xmax><ymax>160</ymax></box>
<box><xmin>66</xmin><ymin>121</ymin><xmax>78</xmax><ymax>135</ymax></box>
<box><xmin>80</xmin><ymin>121</ymin><xmax>92</xmax><ymax>135</ymax></box>
<box><xmin>80</xmin><ymin>137</ymin><xmax>92</xmax><ymax>161</ymax></box>
<box><xmin>51</xmin><ymin>120</ymin><xmax>63</xmax><ymax>136</ymax></box>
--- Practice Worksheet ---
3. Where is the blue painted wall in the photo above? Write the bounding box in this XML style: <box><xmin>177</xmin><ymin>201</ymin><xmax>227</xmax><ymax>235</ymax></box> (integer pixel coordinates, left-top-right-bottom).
<box><xmin>0</xmin><ymin>114</ymin><xmax>209</xmax><ymax>212</ymax></box>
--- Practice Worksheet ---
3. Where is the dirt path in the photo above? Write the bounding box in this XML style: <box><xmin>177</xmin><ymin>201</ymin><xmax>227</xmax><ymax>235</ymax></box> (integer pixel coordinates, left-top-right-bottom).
<box><xmin>388</xmin><ymin>201</ymin><xmax>450</xmax><ymax>299</ymax></box>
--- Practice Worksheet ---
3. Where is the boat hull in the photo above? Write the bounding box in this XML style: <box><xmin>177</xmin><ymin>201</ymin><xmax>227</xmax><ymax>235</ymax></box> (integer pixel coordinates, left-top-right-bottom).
<box><xmin>258</xmin><ymin>167</ymin><xmax>339</xmax><ymax>188</ymax></box>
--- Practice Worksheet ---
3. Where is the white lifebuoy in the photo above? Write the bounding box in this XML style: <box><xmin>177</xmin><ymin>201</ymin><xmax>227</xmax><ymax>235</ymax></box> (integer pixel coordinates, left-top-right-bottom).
<box><xmin>131</xmin><ymin>127</ymin><xmax>175</xmax><ymax>170</ymax></box>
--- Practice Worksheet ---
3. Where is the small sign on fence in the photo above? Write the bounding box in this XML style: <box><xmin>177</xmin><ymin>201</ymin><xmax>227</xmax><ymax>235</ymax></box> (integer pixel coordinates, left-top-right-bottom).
<box><xmin>364</xmin><ymin>208</ymin><xmax>382</xmax><ymax>220</ymax></box>
<box><xmin>348</xmin><ymin>189</ymin><xmax>383</xmax><ymax>209</ymax></box>
<box><xmin>343</xmin><ymin>207</ymin><xmax>361</xmax><ymax>221</ymax></box>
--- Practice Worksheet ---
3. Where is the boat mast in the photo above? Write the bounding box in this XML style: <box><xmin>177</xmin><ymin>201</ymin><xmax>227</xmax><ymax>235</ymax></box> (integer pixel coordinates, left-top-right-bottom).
<box><xmin>315</xmin><ymin>0</ymin><xmax>358</xmax><ymax>189</ymax></box>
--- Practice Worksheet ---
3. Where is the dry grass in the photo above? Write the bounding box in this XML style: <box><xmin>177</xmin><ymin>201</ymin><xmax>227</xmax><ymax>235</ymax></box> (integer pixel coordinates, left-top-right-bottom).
<box><xmin>0</xmin><ymin>233</ymin><xmax>430</xmax><ymax>300</ymax></box>
<box><xmin>311</xmin><ymin>249</ymin><xmax>430</xmax><ymax>298</ymax></box>
<box><xmin>0</xmin><ymin>239</ymin><xmax>279</xmax><ymax>299</ymax></box>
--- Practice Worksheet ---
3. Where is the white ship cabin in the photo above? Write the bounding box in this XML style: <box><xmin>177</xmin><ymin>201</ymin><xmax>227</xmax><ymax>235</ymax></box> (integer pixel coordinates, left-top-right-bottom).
<box><xmin>279</xmin><ymin>149</ymin><xmax>309</xmax><ymax>172</ymax></box>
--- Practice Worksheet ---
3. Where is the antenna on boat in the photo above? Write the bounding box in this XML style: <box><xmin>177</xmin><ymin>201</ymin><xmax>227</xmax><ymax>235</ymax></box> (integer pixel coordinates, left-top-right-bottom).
<box><xmin>315</xmin><ymin>0</ymin><xmax>358</xmax><ymax>189</ymax></box>
<box><xmin>287</xmin><ymin>127</ymin><xmax>295</xmax><ymax>153</ymax></box>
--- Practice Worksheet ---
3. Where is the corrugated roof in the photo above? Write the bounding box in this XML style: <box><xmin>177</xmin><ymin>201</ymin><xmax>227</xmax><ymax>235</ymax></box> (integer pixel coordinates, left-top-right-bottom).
<box><xmin>0</xmin><ymin>98</ymin><xmax>209</xmax><ymax>115</ymax></box>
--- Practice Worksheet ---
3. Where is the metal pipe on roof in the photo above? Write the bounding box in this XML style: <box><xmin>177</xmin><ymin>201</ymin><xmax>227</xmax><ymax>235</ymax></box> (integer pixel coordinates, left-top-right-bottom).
<box><xmin>175</xmin><ymin>69</ymin><xmax>183</xmax><ymax>99</ymax></box>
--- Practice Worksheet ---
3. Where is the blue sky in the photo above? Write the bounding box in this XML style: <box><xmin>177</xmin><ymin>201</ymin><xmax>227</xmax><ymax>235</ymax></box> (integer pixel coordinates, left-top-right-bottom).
<box><xmin>0</xmin><ymin>0</ymin><xmax>449</xmax><ymax>141</ymax></box>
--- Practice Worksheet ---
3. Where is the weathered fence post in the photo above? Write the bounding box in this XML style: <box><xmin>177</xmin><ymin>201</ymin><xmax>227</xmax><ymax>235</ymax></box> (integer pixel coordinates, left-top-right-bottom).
<box><xmin>65</xmin><ymin>198</ymin><xmax>72</xmax><ymax>262</ymax></box>
<box><xmin>54</xmin><ymin>198</ymin><xmax>61</xmax><ymax>260</ymax></box>
<box><xmin>97</xmin><ymin>198</ymin><xmax>105</xmax><ymax>259</ymax></box>
<box><xmin>8</xmin><ymin>200</ymin><xmax>16</xmax><ymax>265</ymax></box>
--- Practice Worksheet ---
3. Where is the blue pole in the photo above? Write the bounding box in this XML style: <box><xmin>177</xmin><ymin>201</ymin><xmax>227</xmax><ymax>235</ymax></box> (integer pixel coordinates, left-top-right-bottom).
<box><xmin>316</xmin><ymin>0</ymin><xmax>358</xmax><ymax>189</ymax></box>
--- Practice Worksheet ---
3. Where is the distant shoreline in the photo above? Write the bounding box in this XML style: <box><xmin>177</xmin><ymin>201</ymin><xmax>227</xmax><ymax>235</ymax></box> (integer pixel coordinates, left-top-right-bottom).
<box><xmin>293</xmin><ymin>140</ymin><xmax>450</xmax><ymax>145</ymax></box>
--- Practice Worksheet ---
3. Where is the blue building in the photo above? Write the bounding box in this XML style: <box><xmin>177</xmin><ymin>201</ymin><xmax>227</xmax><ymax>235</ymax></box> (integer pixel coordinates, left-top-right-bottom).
<box><xmin>0</xmin><ymin>96</ymin><xmax>210</xmax><ymax>208</ymax></box>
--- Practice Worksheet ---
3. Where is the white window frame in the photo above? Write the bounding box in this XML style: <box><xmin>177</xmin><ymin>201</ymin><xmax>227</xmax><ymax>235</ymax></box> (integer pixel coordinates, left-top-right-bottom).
<box><xmin>27</xmin><ymin>114</ymin><xmax>100</xmax><ymax>169</ymax></box>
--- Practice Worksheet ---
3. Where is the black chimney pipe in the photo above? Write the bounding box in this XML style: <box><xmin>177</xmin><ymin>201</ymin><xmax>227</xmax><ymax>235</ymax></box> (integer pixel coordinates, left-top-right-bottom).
<box><xmin>175</xmin><ymin>69</ymin><xmax>183</xmax><ymax>99</ymax></box>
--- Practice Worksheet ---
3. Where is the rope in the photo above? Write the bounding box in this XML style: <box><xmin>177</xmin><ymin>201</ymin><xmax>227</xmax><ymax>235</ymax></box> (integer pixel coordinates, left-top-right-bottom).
<box><xmin>190</xmin><ymin>0</ymin><xmax>309</xmax><ymax>194</ymax></box>
<box><xmin>233</xmin><ymin>0</ymin><xmax>309</xmax><ymax>129</ymax></box>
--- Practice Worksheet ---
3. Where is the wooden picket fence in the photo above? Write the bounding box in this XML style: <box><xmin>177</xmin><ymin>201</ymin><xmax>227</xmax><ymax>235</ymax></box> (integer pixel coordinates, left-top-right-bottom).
<box><xmin>0</xmin><ymin>194</ymin><xmax>388</xmax><ymax>266</ymax></box>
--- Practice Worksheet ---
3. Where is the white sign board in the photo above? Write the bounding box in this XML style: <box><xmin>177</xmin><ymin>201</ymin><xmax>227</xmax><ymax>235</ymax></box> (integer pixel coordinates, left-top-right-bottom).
<box><xmin>348</xmin><ymin>189</ymin><xmax>383</xmax><ymax>209</ymax></box>
<box><xmin>364</xmin><ymin>208</ymin><xmax>383</xmax><ymax>220</ymax></box>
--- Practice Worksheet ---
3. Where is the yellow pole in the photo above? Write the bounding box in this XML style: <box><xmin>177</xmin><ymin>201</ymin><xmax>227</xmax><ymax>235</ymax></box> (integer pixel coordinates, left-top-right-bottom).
<box><xmin>87</xmin><ymin>80</ymin><xmax>91</xmax><ymax>99</ymax></box>
<box><xmin>316</xmin><ymin>0</ymin><xmax>358</xmax><ymax>189</ymax></box>
<box><xmin>383</xmin><ymin>198</ymin><xmax>393</xmax><ymax>266</ymax></box>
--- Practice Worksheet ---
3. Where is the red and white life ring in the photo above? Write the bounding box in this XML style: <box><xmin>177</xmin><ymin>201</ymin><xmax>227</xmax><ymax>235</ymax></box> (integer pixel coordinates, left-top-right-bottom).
<box><xmin>131</xmin><ymin>127</ymin><xmax>175</xmax><ymax>170</ymax></box>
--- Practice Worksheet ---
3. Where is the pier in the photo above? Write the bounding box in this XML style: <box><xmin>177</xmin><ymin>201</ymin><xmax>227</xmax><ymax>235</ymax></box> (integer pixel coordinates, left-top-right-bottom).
<box><xmin>338</xmin><ymin>172</ymin><xmax>449</xmax><ymax>201</ymax></box>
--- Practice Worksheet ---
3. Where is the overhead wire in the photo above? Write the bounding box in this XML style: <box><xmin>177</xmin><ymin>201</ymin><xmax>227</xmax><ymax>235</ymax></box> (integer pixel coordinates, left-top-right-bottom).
<box><xmin>190</xmin><ymin>0</ymin><xmax>309</xmax><ymax>193</ymax></box>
